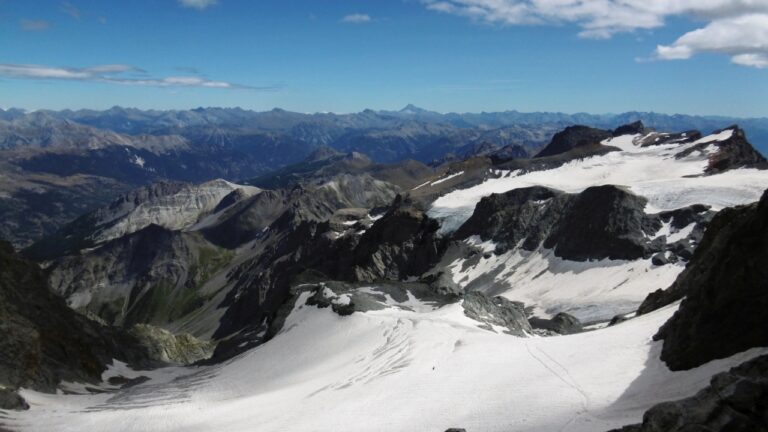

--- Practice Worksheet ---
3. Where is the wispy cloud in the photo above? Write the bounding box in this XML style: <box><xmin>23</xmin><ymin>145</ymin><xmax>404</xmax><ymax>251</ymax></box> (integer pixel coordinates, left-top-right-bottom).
<box><xmin>422</xmin><ymin>0</ymin><xmax>768</xmax><ymax>68</ymax></box>
<box><xmin>20</xmin><ymin>19</ymin><xmax>51</xmax><ymax>31</ymax></box>
<box><xmin>0</xmin><ymin>63</ymin><xmax>274</xmax><ymax>90</ymax></box>
<box><xmin>179</xmin><ymin>0</ymin><xmax>218</xmax><ymax>10</ymax></box>
<box><xmin>341</xmin><ymin>13</ymin><xmax>372</xmax><ymax>24</ymax></box>
<box><xmin>59</xmin><ymin>1</ymin><xmax>81</xmax><ymax>20</ymax></box>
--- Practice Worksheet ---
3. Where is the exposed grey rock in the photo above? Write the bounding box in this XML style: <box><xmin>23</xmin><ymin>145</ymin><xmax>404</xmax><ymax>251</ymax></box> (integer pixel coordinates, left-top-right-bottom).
<box><xmin>648</xmin><ymin>191</ymin><xmax>768</xmax><ymax>370</ymax></box>
<box><xmin>454</xmin><ymin>186</ymin><xmax>562</xmax><ymax>254</ymax></box>
<box><xmin>456</xmin><ymin>185</ymin><xmax>714</xmax><ymax>263</ymax></box>
<box><xmin>0</xmin><ymin>240</ymin><xmax>152</xmax><ymax>393</ymax></box>
<box><xmin>608</xmin><ymin>314</ymin><xmax>631</xmax><ymax>326</ymax></box>
<box><xmin>462</xmin><ymin>291</ymin><xmax>532</xmax><ymax>336</ymax></box>
<box><xmin>637</xmin><ymin>130</ymin><xmax>701</xmax><ymax>147</ymax></box>
<box><xmin>106</xmin><ymin>375</ymin><xmax>151</xmax><ymax>389</ymax></box>
<box><xmin>535</xmin><ymin>125</ymin><xmax>613</xmax><ymax>158</ymax></box>
<box><xmin>609</xmin><ymin>354</ymin><xmax>768</xmax><ymax>432</ymax></box>
<box><xmin>673</xmin><ymin>125</ymin><xmax>767</xmax><ymax>174</ymax></box>
<box><xmin>46</xmin><ymin>224</ymin><xmax>233</xmax><ymax>328</ymax></box>
<box><xmin>25</xmin><ymin>179</ymin><xmax>253</xmax><ymax>260</ymax></box>
<box><xmin>349</xmin><ymin>195</ymin><xmax>446</xmax><ymax>282</ymax></box>
<box><xmin>0</xmin><ymin>387</ymin><xmax>29</xmax><ymax>410</ymax></box>
<box><xmin>529</xmin><ymin>312</ymin><xmax>583</xmax><ymax>335</ymax></box>
<box><xmin>542</xmin><ymin>185</ymin><xmax>661</xmax><ymax>261</ymax></box>
<box><xmin>613</xmin><ymin>121</ymin><xmax>647</xmax><ymax>137</ymax></box>
<box><xmin>129</xmin><ymin>324</ymin><xmax>213</xmax><ymax>365</ymax></box>
<box><xmin>650</xmin><ymin>252</ymin><xmax>669</xmax><ymax>266</ymax></box>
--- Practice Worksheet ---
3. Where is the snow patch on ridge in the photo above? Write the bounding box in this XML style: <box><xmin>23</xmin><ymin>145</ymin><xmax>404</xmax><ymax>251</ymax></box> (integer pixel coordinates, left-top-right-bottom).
<box><xmin>429</xmin><ymin>132</ymin><xmax>768</xmax><ymax>233</ymax></box>
<box><xmin>448</xmin><ymin>243</ymin><xmax>684</xmax><ymax>322</ymax></box>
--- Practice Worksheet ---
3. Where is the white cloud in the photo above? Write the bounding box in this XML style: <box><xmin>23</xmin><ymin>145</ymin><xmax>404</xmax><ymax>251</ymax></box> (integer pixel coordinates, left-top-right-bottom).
<box><xmin>178</xmin><ymin>0</ymin><xmax>218</xmax><ymax>10</ymax></box>
<box><xmin>422</xmin><ymin>0</ymin><xmax>768</xmax><ymax>67</ymax></box>
<box><xmin>341</xmin><ymin>13</ymin><xmax>372</xmax><ymax>24</ymax></box>
<box><xmin>0</xmin><ymin>63</ymin><xmax>266</xmax><ymax>89</ymax></box>
<box><xmin>656</xmin><ymin>14</ymin><xmax>768</xmax><ymax>67</ymax></box>
<box><xmin>732</xmin><ymin>53</ymin><xmax>768</xmax><ymax>68</ymax></box>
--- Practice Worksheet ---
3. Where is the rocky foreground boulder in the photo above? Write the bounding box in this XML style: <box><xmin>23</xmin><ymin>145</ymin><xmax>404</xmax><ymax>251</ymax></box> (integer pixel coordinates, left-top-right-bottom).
<box><xmin>610</xmin><ymin>355</ymin><xmax>768</xmax><ymax>432</ymax></box>
<box><xmin>462</xmin><ymin>291</ymin><xmax>532</xmax><ymax>336</ymax></box>
<box><xmin>611</xmin><ymin>190</ymin><xmax>768</xmax><ymax>431</ymax></box>
<box><xmin>651</xmin><ymin>191</ymin><xmax>768</xmax><ymax>371</ymax></box>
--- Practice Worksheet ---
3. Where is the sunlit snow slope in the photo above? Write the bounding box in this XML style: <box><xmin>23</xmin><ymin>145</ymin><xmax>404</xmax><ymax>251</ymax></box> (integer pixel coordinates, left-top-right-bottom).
<box><xmin>429</xmin><ymin>131</ymin><xmax>768</xmax><ymax>232</ymax></box>
<box><xmin>5</xmin><ymin>294</ymin><xmax>766</xmax><ymax>432</ymax></box>
<box><xmin>428</xmin><ymin>130</ymin><xmax>768</xmax><ymax>322</ymax></box>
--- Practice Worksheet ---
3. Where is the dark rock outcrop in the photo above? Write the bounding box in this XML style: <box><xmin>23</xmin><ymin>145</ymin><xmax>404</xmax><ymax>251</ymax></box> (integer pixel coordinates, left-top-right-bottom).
<box><xmin>609</xmin><ymin>354</ymin><xmax>768</xmax><ymax>432</ymax></box>
<box><xmin>705</xmin><ymin>126</ymin><xmax>768</xmax><ymax>174</ymax></box>
<box><xmin>535</xmin><ymin>125</ymin><xmax>613</xmax><ymax>158</ymax></box>
<box><xmin>202</xmin><ymin>189</ymin><xmax>290</xmax><ymax>248</ymax></box>
<box><xmin>648</xmin><ymin>191</ymin><xmax>768</xmax><ymax>370</ymax></box>
<box><xmin>0</xmin><ymin>387</ymin><xmax>28</xmax><ymax>410</ymax></box>
<box><xmin>489</xmin><ymin>144</ymin><xmax>528</xmax><ymax>164</ymax></box>
<box><xmin>349</xmin><ymin>196</ymin><xmax>447</xmax><ymax>282</ymax></box>
<box><xmin>543</xmin><ymin>185</ymin><xmax>661</xmax><ymax>261</ymax></box>
<box><xmin>454</xmin><ymin>186</ymin><xmax>562</xmax><ymax>253</ymax></box>
<box><xmin>0</xmin><ymin>240</ymin><xmax>150</xmax><ymax>392</ymax></box>
<box><xmin>457</xmin><ymin>185</ymin><xmax>713</xmax><ymax>263</ymax></box>
<box><xmin>529</xmin><ymin>312</ymin><xmax>583</xmax><ymax>335</ymax></box>
<box><xmin>462</xmin><ymin>291</ymin><xmax>532</xmax><ymax>336</ymax></box>
<box><xmin>613</xmin><ymin>121</ymin><xmax>647</xmax><ymax>137</ymax></box>
<box><xmin>456</xmin><ymin>185</ymin><xmax>674</xmax><ymax>261</ymax></box>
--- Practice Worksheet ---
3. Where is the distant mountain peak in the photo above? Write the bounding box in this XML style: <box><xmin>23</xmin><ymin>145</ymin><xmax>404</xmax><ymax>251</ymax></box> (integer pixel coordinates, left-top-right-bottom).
<box><xmin>399</xmin><ymin>104</ymin><xmax>429</xmax><ymax>114</ymax></box>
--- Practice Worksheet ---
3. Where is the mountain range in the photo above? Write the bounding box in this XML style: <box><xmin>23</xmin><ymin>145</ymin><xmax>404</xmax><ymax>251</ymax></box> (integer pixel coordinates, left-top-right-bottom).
<box><xmin>2</xmin><ymin>105</ymin><xmax>767</xmax><ymax>248</ymax></box>
<box><xmin>1</xmin><ymin>115</ymin><xmax>768</xmax><ymax>431</ymax></box>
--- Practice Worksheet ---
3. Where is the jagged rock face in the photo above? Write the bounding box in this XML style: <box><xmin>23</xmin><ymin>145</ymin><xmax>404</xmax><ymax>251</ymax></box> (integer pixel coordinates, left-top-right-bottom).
<box><xmin>212</xmin><ymin>188</ymin><xmax>250</xmax><ymax>213</ymax></box>
<box><xmin>0</xmin><ymin>241</ymin><xmax>149</xmax><ymax>392</ymax></box>
<box><xmin>348</xmin><ymin>197</ymin><xmax>445</xmax><ymax>282</ymax></box>
<box><xmin>25</xmin><ymin>179</ymin><xmax>258</xmax><ymax>260</ymax></box>
<box><xmin>650</xmin><ymin>191</ymin><xmax>768</xmax><ymax>371</ymax></box>
<box><xmin>705</xmin><ymin>126</ymin><xmax>768</xmax><ymax>174</ymax></box>
<box><xmin>462</xmin><ymin>291</ymin><xmax>532</xmax><ymax>336</ymax></box>
<box><xmin>455</xmin><ymin>185</ymin><xmax>710</xmax><ymax>262</ymax></box>
<box><xmin>201</xmin><ymin>189</ymin><xmax>290</xmax><ymax>248</ymax></box>
<box><xmin>534</xmin><ymin>125</ymin><xmax>613</xmax><ymax>158</ymax></box>
<box><xmin>47</xmin><ymin>225</ymin><xmax>232</xmax><ymax>328</ymax></box>
<box><xmin>543</xmin><ymin>185</ymin><xmax>662</xmax><ymax>261</ymax></box>
<box><xmin>613</xmin><ymin>121</ymin><xmax>647</xmax><ymax>137</ymax></box>
<box><xmin>209</xmin><ymin>179</ymin><xmax>401</xmax><ymax>342</ymax></box>
<box><xmin>637</xmin><ymin>130</ymin><xmax>701</xmax><ymax>147</ymax></box>
<box><xmin>610</xmin><ymin>355</ymin><xmax>768</xmax><ymax>432</ymax></box>
<box><xmin>454</xmin><ymin>186</ymin><xmax>562</xmax><ymax>253</ymax></box>
<box><xmin>211</xmin><ymin>195</ymin><xmax>445</xmax><ymax>359</ymax></box>
<box><xmin>129</xmin><ymin>324</ymin><xmax>213</xmax><ymax>365</ymax></box>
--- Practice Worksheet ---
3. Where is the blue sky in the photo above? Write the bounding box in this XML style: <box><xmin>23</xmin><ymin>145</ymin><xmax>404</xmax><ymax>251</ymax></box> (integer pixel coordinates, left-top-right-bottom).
<box><xmin>1</xmin><ymin>0</ymin><xmax>767</xmax><ymax>117</ymax></box>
